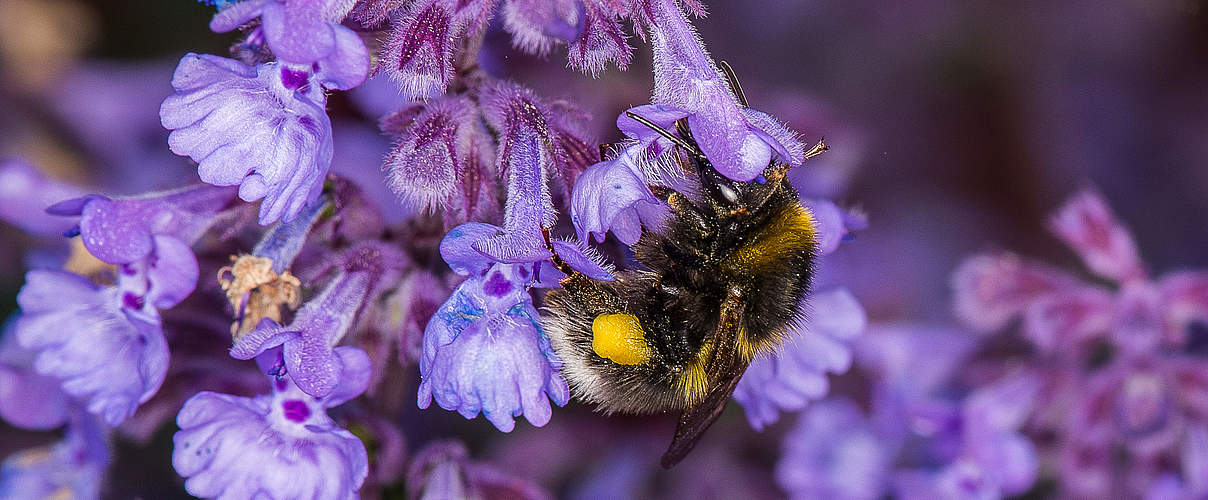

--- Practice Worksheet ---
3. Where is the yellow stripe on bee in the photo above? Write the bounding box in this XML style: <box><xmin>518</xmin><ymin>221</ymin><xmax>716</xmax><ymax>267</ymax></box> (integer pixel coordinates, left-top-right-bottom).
<box><xmin>677</xmin><ymin>358</ymin><xmax>709</xmax><ymax>405</ymax></box>
<box><xmin>592</xmin><ymin>314</ymin><xmax>652</xmax><ymax>365</ymax></box>
<box><xmin>722</xmin><ymin>203</ymin><xmax>817</xmax><ymax>275</ymax></box>
<box><xmin>675</xmin><ymin>328</ymin><xmax>763</xmax><ymax>406</ymax></box>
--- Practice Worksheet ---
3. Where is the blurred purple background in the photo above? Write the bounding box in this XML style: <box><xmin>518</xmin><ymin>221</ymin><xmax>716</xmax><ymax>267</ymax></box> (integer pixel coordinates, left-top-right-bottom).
<box><xmin>2</xmin><ymin>0</ymin><xmax>1207</xmax><ymax>498</ymax></box>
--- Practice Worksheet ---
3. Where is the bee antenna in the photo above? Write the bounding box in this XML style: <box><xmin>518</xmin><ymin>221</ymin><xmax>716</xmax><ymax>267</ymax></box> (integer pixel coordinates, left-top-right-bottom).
<box><xmin>540</xmin><ymin>227</ymin><xmax>576</xmax><ymax>277</ymax></box>
<box><xmin>623</xmin><ymin>111</ymin><xmax>700</xmax><ymax>154</ymax></box>
<box><xmin>719</xmin><ymin>61</ymin><xmax>748</xmax><ymax>107</ymax></box>
<box><xmin>803</xmin><ymin>138</ymin><xmax>829</xmax><ymax>161</ymax></box>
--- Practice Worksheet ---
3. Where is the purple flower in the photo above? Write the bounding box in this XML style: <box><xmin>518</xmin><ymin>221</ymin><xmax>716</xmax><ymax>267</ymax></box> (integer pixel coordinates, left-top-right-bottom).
<box><xmin>210</xmin><ymin>0</ymin><xmax>369</xmax><ymax>89</ymax></box>
<box><xmin>953</xmin><ymin>188</ymin><xmax>1208</xmax><ymax>498</ymax></box>
<box><xmin>381</xmin><ymin>0</ymin><xmax>473</xmax><ymax>98</ymax></box>
<box><xmin>232</xmin><ymin>242</ymin><xmax>405</xmax><ymax>398</ymax></box>
<box><xmin>733</xmin><ymin>287</ymin><xmax>866</xmax><ymax>431</ymax></box>
<box><xmin>776</xmin><ymin>399</ymin><xmax>891</xmax><ymax>500</ymax></box>
<box><xmin>173</xmin><ymin>347</ymin><xmax>371</xmax><ymax>500</ymax></box>
<box><xmin>0</xmin><ymin>413</ymin><xmax>108</xmax><ymax>499</ymax></box>
<box><xmin>571</xmin><ymin>144</ymin><xmax>670</xmax><ymax>245</ymax></box>
<box><xmin>804</xmin><ymin>199</ymin><xmax>868</xmax><ymax>256</ymax></box>
<box><xmin>408</xmin><ymin>441</ymin><xmax>553</xmax><ymax>499</ymax></box>
<box><xmin>955</xmin><ymin>188</ymin><xmax>1206</xmax><ymax>355</ymax></box>
<box><xmin>0</xmin><ymin>158</ymin><xmax>86</xmax><ymax>237</ymax></box>
<box><xmin>160</xmin><ymin>54</ymin><xmax>334</xmax><ymax>224</ymax></box>
<box><xmin>480</xmin><ymin>80</ymin><xmax>595</xmax><ymax>205</ymax></box>
<box><xmin>418</xmin><ymin>256</ymin><xmax>570</xmax><ymax>431</ymax></box>
<box><xmin>15</xmin><ymin>269</ymin><xmax>170</xmax><ymax>425</ymax></box>
<box><xmin>642</xmin><ymin>0</ymin><xmax>804</xmax><ymax>181</ymax></box>
<box><xmin>381</xmin><ymin>95</ymin><xmax>497</xmax><ymax>222</ymax></box>
<box><xmin>0</xmin><ymin>324</ymin><xmax>70</xmax><ymax>431</ymax></box>
<box><xmin>1048</xmin><ymin>189</ymin><xmax>1146</xmax><ymax>283</ymax></box>
<box><xmin>954</xmin><ymin>374</ymin><xmax>1040</xmax><ymax>497</ymax></box>
<box><xmin>49</xmin><ymin>183</ymin><xmax>233</xmax><ymax>267</ymax></box>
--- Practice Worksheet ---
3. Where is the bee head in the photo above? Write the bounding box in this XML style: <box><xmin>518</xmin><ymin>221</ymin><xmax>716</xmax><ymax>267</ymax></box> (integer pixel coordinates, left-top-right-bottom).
<box><xmin>668</xmin><ymin>119</ymin><xmax>791</xmax><ymax>218</ymax></box>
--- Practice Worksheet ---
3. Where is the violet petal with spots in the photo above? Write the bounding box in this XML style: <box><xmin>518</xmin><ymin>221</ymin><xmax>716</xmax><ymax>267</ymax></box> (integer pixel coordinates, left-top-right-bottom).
<box><xmin>173</xmin><ymin>347</ymin><xmax>369</xmax><ymax>500</ymax></box>
<box><xmin>418</xmin><ymin>264</ymin><xmax>569</xmax><ymax>432</ymax></box>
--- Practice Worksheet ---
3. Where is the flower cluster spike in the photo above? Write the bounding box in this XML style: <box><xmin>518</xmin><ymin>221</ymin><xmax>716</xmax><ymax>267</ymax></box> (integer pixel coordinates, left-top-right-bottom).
<box><xmin>952</xmin><ymin>188</ymin><xmax>1208</xmax><ymax>499</ymax></box>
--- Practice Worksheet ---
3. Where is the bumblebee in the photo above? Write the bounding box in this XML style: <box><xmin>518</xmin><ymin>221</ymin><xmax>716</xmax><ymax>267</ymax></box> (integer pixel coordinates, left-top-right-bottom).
<box><xmin>542</xmin><ymin>63</ymin><xmax>827</xmax><ymax>468</ymax></box>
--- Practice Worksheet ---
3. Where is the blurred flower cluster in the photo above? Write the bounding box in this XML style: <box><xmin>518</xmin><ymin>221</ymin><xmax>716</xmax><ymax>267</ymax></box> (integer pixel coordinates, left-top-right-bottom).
<box><xmin>1</xmin><ymin>0</ymin><xmax>1205</xmax><ymax>499</ymax></box>
<box><xmin>0</xmin><ymin>0</ymin><xmax>864</xmax><ymax>498</ymax></box>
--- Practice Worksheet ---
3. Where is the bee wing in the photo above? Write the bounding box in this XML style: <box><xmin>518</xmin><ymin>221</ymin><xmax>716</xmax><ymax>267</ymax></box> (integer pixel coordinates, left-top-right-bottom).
<box><xmin>660</xmin><ymin>294</ymin><xmax>750</xmax><ymax>469</ymax></box>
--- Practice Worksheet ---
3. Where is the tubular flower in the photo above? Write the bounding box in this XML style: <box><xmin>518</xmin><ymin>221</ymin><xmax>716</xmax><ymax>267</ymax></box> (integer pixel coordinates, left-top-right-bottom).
<box><xmin>173</xmin><ymin>347</ymin><xmax>371</xmax><ymax>500</ymax></box>
<box><xmin>232</xmin><ymin>242</ymin><xmax>406</xmax><ymax>398</ymax></box>
<box><xmin>15</xmin><ymin>269</ymin><xmax>171</xmax><ymax>426</ymax></box>
<box><xmin>642</xmin><ymin>0</ymin><xmax>804</xmax><ymax>181</ymax></box>
<box><xmin>161</xmin><ymin>54</ymin><xmax>334</xmax><ymax>224</ymax></box>
<box><xmin>209</xmin><ymin>0</ymin><xmax>370</xmax><ymax>89</ymax></box>
<box><xmin>381</xmin><ymin>95</ymin><xmax>497</xmax><ymax>222</ymax></box>
<box><xmin>953</xmin><ymin>188</ymin><xmax>1208</xmax><ymax>498</ymax></box>
<box><xmin>418</xmin><ymin>223</ymin><xmax>571</xmax><ymax>432</ymax></box>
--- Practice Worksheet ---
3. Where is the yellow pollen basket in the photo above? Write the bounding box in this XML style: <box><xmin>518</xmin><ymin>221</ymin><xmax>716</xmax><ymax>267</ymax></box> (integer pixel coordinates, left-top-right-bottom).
<box><xmin>591</xmin><ymin>313</ymin><xmax>652</xmax><ymax>365</ymax></box>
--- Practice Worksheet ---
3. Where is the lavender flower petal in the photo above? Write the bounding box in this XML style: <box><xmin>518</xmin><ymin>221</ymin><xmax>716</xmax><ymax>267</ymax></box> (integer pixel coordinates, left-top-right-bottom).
<box><xmin>441</xmin><ymin>222</ymin><xmax>507</xmax><ymax>276</ymax></box>
<box><xmin>232</xmin><ymin>270</ymin><xmax>372</xmax><ymax>398</ymax></box>
<box><xmin>15</xmin><ymin>270</ymin><xmax>169</xmax><ymax>425</ymax></box>
<box><xmin>161</xmin><ymin>54</ymin><xmax>332</xmax><ymax>224</ymax></box>
<box><xmin>571</xmin><ymin>145</ymin><xmax>669</xmax><ymax>245</ymax></box>
<box><xmin>1049</xmin><ymin>188</ymin><xmax>1145</xmax><ymax>282</ymax></box>
<box><xmin>551</xmin><ymin>239</ymin><xmax>614</xmax><ymax>281</ymax></box>
<box><xmin>173</xmin><ymin>364</ymin><xmax>368</xmax><ymax>500</ymax></box>
<box><xmin>418</xmin><ymin>264</ymin><xmax>569</xmax><ymax>431</ymax></box>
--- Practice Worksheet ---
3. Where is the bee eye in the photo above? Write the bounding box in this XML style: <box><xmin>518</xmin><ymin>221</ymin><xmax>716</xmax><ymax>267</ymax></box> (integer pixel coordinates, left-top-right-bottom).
<box><xmin>699</xmin><ymin>163</ymin><xmax>741</xmax><ymax>206</ymax></box>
